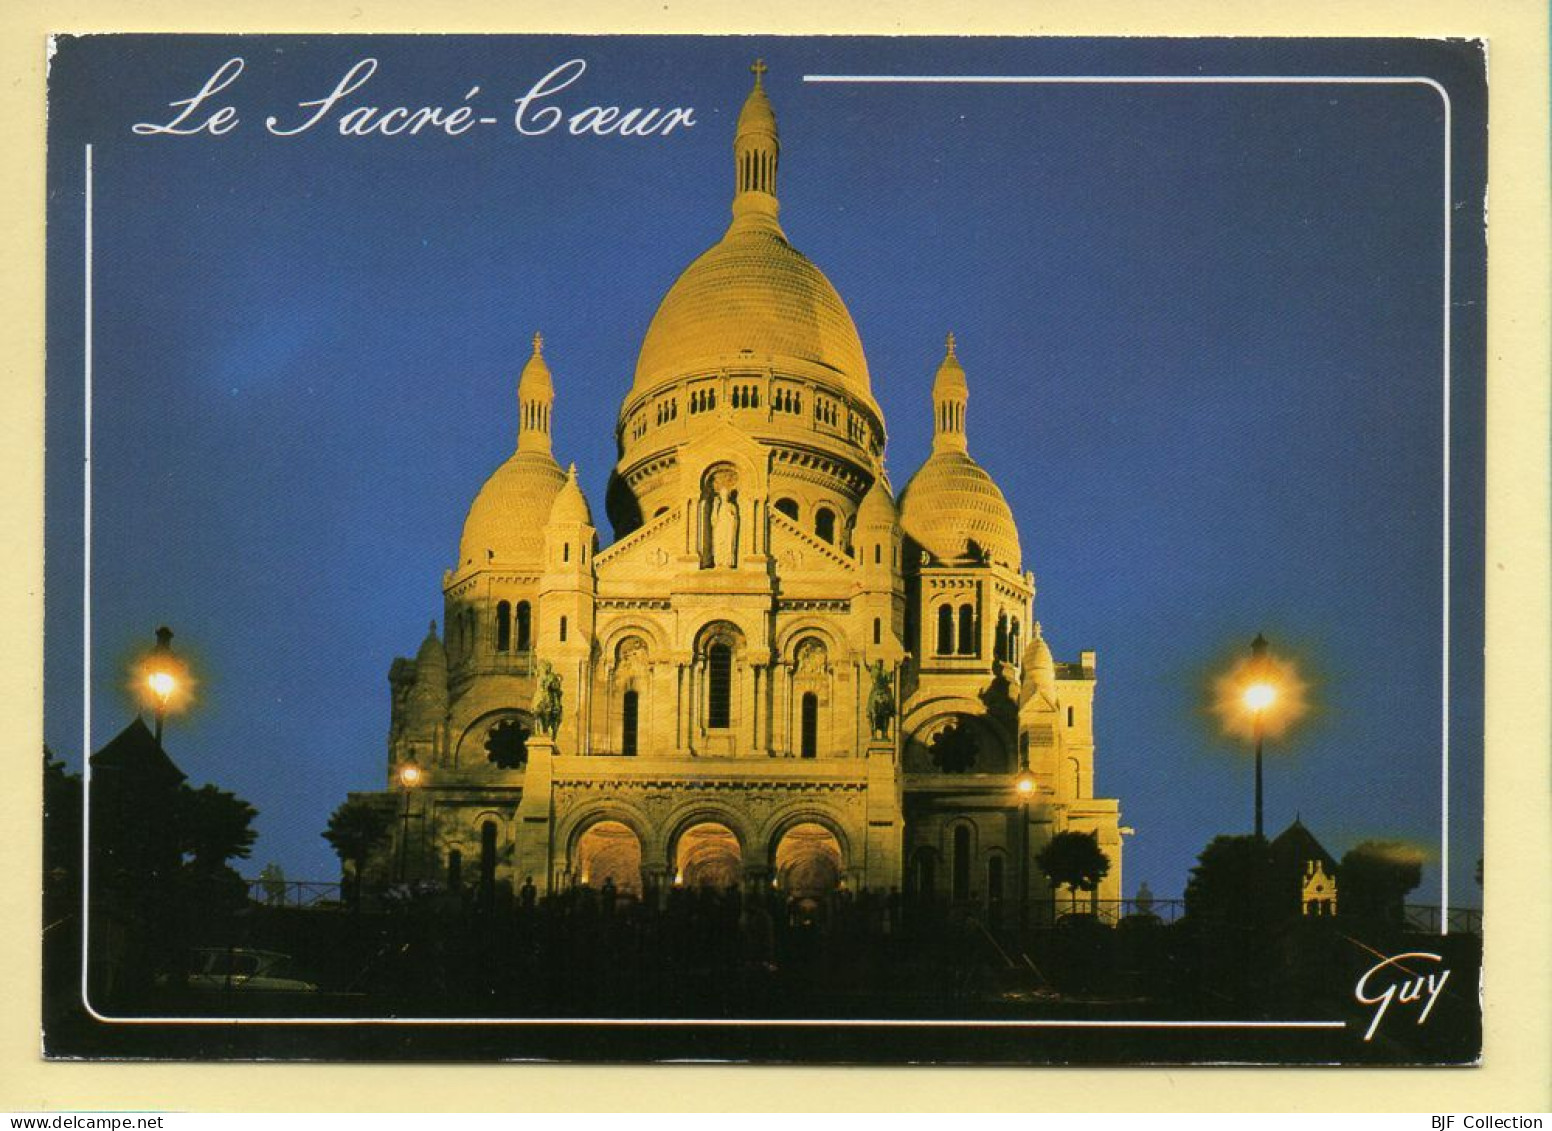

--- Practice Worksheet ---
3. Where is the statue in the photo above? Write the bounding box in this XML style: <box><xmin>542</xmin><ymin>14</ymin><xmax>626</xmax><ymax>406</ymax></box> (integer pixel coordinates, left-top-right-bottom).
<box><xmin>866</xmin><ymin>659</ymin><xmax>895</xmax><ymax>740</ymax></box>
<box><xmin>533</xmin><ymin>658</ymin><xmax>564</xmax><ymax>738</ymax></box>
<box><xmin>710</xmin><ymin>484</ymin><xmax>739</xmax><ymax>567</ymax></box>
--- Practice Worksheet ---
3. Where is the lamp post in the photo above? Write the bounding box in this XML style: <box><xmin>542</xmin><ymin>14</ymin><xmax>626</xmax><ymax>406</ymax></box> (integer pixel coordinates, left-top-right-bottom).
<box><xmin>1243</xmin><ymin>633</ymin><xmax>1277</xmax><ymax>841</ymax></box>
<box><xmin>1014</xmin><ymin>766</ymin><xmax>1036</xmax><ymax>933</ymax></box>
<box><xmin>395</xmin><ymin>760</ymin><xmax>424</xmax><ymax>882</ymax></box>
<box><xmin>143</xmin><ymin>626</ymin><xmax>179</xmax><ymax>744</ymax></box>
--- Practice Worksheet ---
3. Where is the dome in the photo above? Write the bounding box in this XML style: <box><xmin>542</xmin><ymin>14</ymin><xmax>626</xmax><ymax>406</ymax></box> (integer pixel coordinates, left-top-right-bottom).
<box><xmin>856</xmin><ymin>473</ymin><xmax>898</xmax><ymax>527</ymax></box>
<box><xmin>548</xmin><ymin>464</ymin><xmax>595</xmax><ymax>527</ymax></box>
<box><xmin>414</xmin><ymin>620</ymin><xmax>447</xmax><ymax>668</ymax></box>
<box><xmin>457</xmin><ymin>450</ymin><xmax>567</xmax><ymax>569</ymax></box>
<box><xmin>899</xmin><ymin>450</ymin><xmax>1022</xmax><ymax>570</ymax></box>
<box><xmin>1020</xmin><ymin>622</ymin><xmax>1056</xmax><ymax>703</ymax></box>
<box><xmin>630</xmin><ymin>224</ymin><xmax>875</xmax><ymax>408</ymax></box>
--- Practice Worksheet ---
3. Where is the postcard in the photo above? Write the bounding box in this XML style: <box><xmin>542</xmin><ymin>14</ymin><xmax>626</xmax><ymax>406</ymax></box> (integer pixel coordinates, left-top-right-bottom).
<box><xmin>41</xmin><ymin>34</ymin><xmax>1487</xmax><ymax>1065</ymax></box>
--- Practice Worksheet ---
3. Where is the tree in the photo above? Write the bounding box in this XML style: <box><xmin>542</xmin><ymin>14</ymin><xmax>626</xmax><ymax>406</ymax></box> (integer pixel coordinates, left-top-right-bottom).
<box><xmin>1339</xmin><ymin>840</ymin><xmax>1423</xmax><ymax>925</ymax></box>
<box><xmin>323</xmin><ymin>798</ymin><xmax>394</xmax><ymax>906</ymax></box>
<box><xmin>177</xmin><ymin>783</ymin><xmax>258</xmax><ymax>870</ymax></box>
<box><xmin>1035</xmin><ymin>829</ymin><xmax>1111</xmax><ymax>917</ymax></box>
<box><xmin>1183</xmin><ymin>835</ymin><xmax>1279</xmax><ymax>929</ymax></box>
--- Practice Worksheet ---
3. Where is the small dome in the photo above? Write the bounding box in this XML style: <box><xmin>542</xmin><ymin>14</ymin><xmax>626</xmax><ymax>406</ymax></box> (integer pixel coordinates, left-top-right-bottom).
<box><xmin>899</xmin><ymin>450</ymin><xmax>1022</xmax><ymax>569</ymax></box>
<box><xmin>856</xmin><ymin>474</ymin><xmax>898</xmax><ymax>527</ymax></box>
<box><xmin>457</xmin><ymin>450</ymin><xmax>567</xmax><ymax>569</ymax></box>
<box><xmin>736</xmin><ymin>70</ymin><xmax>777</xmax><ymax>138</ymax></box>
<box><xmin>520</xmin><ymin>332</ymin><xmax>554</xmax><ymax>398</ymax></box>
<box><xmin>630</xmin><ymin>225</ymin><xmax>875</xmax><ymax>409</ymax></box>
<box><xmin>1020</xmin><ymin>622</ymin><xmax>1056</xmax><ymax>703</ymax></box>
<box><xmin>415</xmin><ymin>620</ymin><xmax>446</xmax><ymax>667</ymax></box>
<box><xmin>933</xmin><ymin>333</ymin><xmax>968</xmax><ymax>397</ymax></box>
<box><xmin>548</xmin><ymin>464</ymin><xmax>595</xmax><ymax>527</ymax></box>
<box><xmin>409</xmin><ymin>621</ymin><xmax>448</xmax><ymax>711</ymax></box>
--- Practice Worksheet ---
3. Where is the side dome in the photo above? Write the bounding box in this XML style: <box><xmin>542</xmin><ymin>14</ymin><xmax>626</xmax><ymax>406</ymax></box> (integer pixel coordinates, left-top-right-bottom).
<box><xmin>899</xmin><ymin>451</ymin><xmax>1022</xmax><ymax>570</ymax></box>
<box><xmin>898</xmin><ymin>333</ymin><xmax>1022</xmax><ymax>570</ymax></box>
<box><xmin>458</xmin><ymin>451</ymin><xmax>566</xmax><ymax>569</ymax></box>
<box><xmin>456</xmin><ymin>332</ymin><xmax>567</xmax><ymax>570</ymax></box>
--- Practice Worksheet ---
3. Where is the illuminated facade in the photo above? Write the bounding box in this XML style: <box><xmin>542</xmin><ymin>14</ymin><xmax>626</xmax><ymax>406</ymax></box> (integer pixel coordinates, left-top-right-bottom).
<box><xmin>355</xmin><ymin>66</ymin><xmax>1125</xmax><ymax>913</ymax></box>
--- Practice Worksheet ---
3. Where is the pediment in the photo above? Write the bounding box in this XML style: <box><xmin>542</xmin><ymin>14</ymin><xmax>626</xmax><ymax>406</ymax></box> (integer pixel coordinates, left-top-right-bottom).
<box><xmin>768</xmin><ymin>510</ymin><xmax>856</xmax><ymax>574</ymax></box>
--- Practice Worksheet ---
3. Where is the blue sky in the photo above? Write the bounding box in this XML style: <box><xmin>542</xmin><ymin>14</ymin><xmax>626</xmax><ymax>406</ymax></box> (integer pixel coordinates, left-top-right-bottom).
<box><xmin>45</xmin><ymin>35</ymin><xmax>1486</xmax><ymax>904</ymax></box>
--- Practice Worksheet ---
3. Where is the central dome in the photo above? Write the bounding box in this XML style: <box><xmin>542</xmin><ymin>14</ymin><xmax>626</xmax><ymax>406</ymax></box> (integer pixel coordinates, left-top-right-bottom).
<box><xmin>631</xmin><ymin>224</ymin><xmax>874</xmax><ymax>406</ymax></box>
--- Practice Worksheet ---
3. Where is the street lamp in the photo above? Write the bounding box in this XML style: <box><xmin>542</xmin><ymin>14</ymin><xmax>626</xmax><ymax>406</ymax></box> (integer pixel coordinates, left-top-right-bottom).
<box><xmin>1211</xmin><ymin>631</ymin><xmax>1308</xmax><ymax>842</ymax></box>
<box><xmin>141</xmin><ymin>626</ymin><xmax>182</xmax><ymax>744</ymax></box>
<box><xmin>1245</xmin><ymin>633</ymin><xmax>1276</xmax><ymax>840</ymax></box>
<box><xmin>1014</xmin><ymin>765</ymin><xmax>1036</xmax><ymax>932</ymax></box>
<box><xmin>395</xmin><ymin>760</ymin><xmax>424</xmax><ymax>882</ymax></box>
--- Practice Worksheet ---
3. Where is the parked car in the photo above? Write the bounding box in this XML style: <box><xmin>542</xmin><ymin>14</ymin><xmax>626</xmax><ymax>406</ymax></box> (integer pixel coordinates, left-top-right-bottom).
<box><xmin>167</xmin><ymin>947</ymin><xmax>318</xmax><ymax>992</ymax></box>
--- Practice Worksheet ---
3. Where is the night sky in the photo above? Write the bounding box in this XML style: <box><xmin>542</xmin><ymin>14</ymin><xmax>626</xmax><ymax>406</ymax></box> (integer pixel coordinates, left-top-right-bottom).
<box><xmin>44</xmin><ymin>36</ymin><xmax>1486</xmax><ymax>905</ymax></box>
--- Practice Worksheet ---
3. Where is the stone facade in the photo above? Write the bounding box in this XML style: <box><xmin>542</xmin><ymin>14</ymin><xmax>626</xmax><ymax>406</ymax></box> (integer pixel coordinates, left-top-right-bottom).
<box><xmin>352</xmin><ymin>65</ymin><xmax>1125</xmax><ymax>917</ymax></box>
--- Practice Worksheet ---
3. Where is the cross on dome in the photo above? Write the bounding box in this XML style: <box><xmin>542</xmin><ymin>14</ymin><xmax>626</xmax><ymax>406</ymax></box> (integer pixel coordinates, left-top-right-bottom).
<box><xmin>532</xmin><ymin>331</ymin><xmax>544</xmax><ymax>354</ymax></box>
<box><xmin>750</xmin><ymin>58</ymin><xmax>768</xmax><ymax>84</ymax></box>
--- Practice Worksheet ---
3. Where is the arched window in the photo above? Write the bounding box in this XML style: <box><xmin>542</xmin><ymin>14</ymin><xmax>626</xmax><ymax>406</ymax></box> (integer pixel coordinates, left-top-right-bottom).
<box><xmin>800</xmin><ymin>692</ymin><xmax>818</xmax><ymax>759</ymax></box>
<box><xmin>952</xmin><ymin>825</ymin><xmax>972</xmax><ymax>902</ymax></box>
<box><xmin>995</xmin><ymin>613</ymin><xmax>1008</xmax><ymax>661</ymax></box>
<box><xmin>874</xmin><ymin>543</ymin><xmax>882</xmax><ymax>564</ymax></box>
<box><xmin>515</xmin><ymin>601</ymin><xmax>531</xmax><ymax>652</ymax></box>
<box><xmin>479</xmin><ymin>821</ymin><xmax>498</xmax><ymax>912</ymax></box>
<box><xmin>447</xmin><ymin>849</ymin><xmax>462</xmax><ymax>891</ymax></box>
<box><xmin>815</xmin><ymin>507</ymin><xmax>836</xmax><ymax>544</ymax></box>
<box><xmin>563</xmin><ymin>542</ymin><xmax>570</xmax><ymax>563</ymax></box>
<box><xmin>559</xmin><ymin>616</ymin><xmax>568</xmax><ymax>643</ymax></box>
<box><xmin>774</xmin><ymin>497</ymin><xmax>799</xmax><ymax>521</ymax></box>
<box><xmin>987</xmin><ymin>854</ymin><xmax>1004</xmax><ymax>907</ymax></box>
<box><xmin>1009</xmin><ymin>618</ymin><xmax>1021</xmax><ymax>659</ymax></box>
<box><xmin>873</xmin><ymin>617</ymin><xmax>882</xmax><ymax>646</ymax></box>
<box><xmin>957</xmin><ymin>604</ymin><xmax>976</xmax><ymax>656</ymax></box>
<box><xmin>621</xmin><ymin>689</ymin><xmax>639</xmax><ymax>756</ymax></box>
<box><xmin>913</xmin><ymin>850</ymin><xmax>937</xmax><ymax>901</ymax></box>
<box><xmin>496</xmin><ymin>601</ymin><xmax>512</xmax><ymax>652</ymax></box>
<box><xmin>936</xmin><ymin>605</ymin><xmax>954</xmax><ymax>655</ymax></box>
<box><xmin>707</xmin><ymin>642</ymin><xmax>732</xmax><ymax>729</ymax></box>
<box><xmin>1067</xmin><ymin>705</ymin><xmax>1075</xmax><ymax>727</ymax></box>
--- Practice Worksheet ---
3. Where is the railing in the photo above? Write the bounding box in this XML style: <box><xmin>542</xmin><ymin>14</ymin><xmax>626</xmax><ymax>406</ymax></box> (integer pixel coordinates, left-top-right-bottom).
<box><xmin>246</xmin><ymin>880</ymin><xmax>344</xmax><ymax>909</ymax></box>
<box><xmin>1023</xmin><ymin>898</ymin><xmax>1186</xmax><ymax>927</ymax></box>
<box><xmin>1403</xmin><ymin>904</ymin><xmax>1483</xmax><ymax>935</ymax></box>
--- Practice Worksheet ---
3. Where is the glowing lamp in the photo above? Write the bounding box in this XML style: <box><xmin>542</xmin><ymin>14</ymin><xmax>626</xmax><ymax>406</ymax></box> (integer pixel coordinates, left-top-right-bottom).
<box><xmin>146</xmin><ymin>670</ymin><xmax>177</xmax><ymax>703</ymax></box>
<box><xmin>397</xmin><ymin>762</ymin><xmax>423</xmax><ymax>788</ymax></box>
<box><xmin>1243</xmin><ymin>682</ymin><xmax>1276</xmax><ymax>712</ymax></box>
<box><xmin>1015</xmin><ymin>769</ymin><xmax>1037</xmax><ymax>795</ymax></box>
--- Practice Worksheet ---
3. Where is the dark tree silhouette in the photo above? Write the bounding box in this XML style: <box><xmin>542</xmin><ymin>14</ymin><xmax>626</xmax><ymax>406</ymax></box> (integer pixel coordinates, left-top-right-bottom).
<box><xmin>1035</xmin><ymin>829</ymin><xmax>1111</xmax><ymax>917</ymax></box>
<box><xmin>172</xmin><ymin>782</ymin><xmax>259</xmax><ymax>916</ymax></box>
<box><xmin>1339</xmin><ymin>840</ymin><xmax>1423</xmax><ymax>925</ymax></box>
<box><xmin>324</xmin><ymin>798</ymin><xmax>394</xmax><ymax>906</ymax></box>
<box><xmin>177</xmin><ymin>783</ymin><xmax>258</xmax><ymax>869</ymax></box>
<box><xmin>1183</xmin><ymin>835</ymin><xmax>1279</xmax><ymax>929</ymax></box>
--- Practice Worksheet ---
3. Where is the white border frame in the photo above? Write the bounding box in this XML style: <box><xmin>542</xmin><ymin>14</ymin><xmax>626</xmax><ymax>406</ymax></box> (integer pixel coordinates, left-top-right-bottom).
<box><xmin>75</xmin><ymin>70</ymin><xmax>1457</xmax><ymax>1030</ymax></box>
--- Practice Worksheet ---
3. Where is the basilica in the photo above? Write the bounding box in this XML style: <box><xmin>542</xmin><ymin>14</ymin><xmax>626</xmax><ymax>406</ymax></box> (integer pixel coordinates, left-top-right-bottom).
<box><xmin>353</xmin><ymin>65</ymin><xmax>1125</xmax><ymax>918</ymax></box>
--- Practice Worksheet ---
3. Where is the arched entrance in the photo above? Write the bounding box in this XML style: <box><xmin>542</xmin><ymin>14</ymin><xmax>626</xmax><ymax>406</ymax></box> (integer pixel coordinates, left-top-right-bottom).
<box><xmin>575</xmin><ymin>820</ymin><xmax>643</xmax><ymax>897</ymax></box>
<box><xmin>675</xmin><ymin>822</ymin><xmax>742</xmax><ymax>890</ymax></box>
<box><xmin>774</xmin><ymin>822</ymin><xmax>844</xmax><ymax>899</ymax></box>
